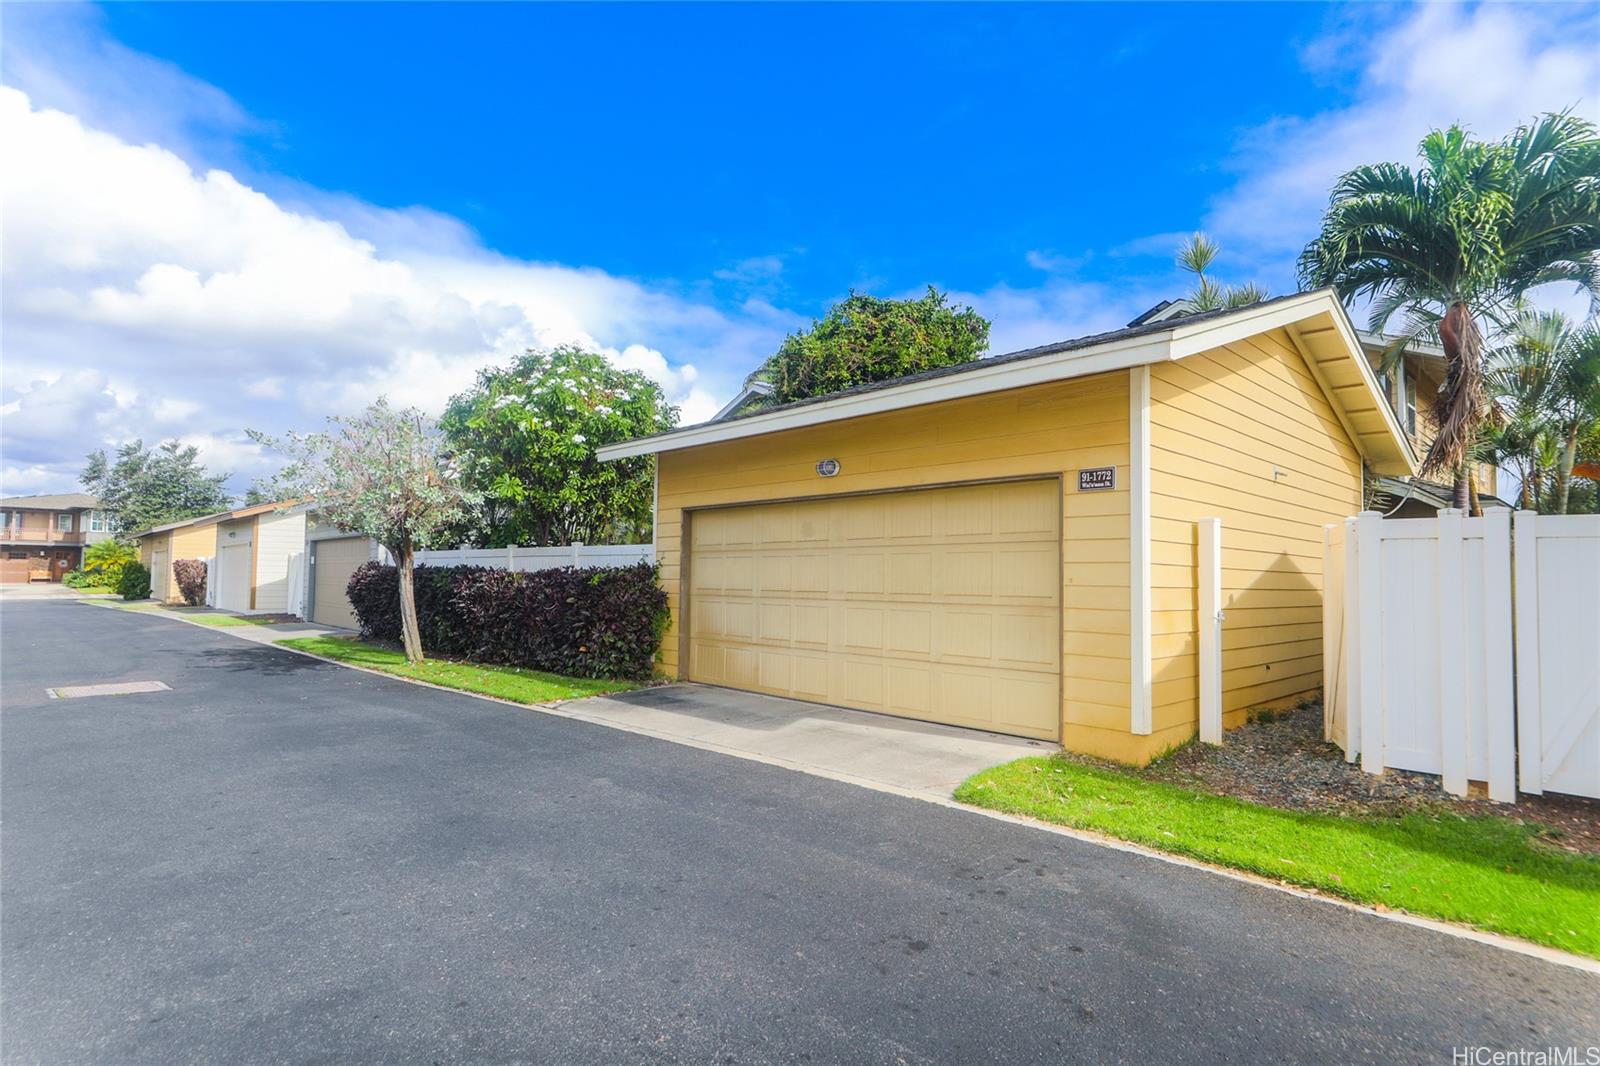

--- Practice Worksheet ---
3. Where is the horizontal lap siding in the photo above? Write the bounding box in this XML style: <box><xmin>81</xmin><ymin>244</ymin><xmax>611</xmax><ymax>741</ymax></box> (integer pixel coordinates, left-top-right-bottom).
<box><xmin>656</xmin><ymin>373</ymin><xmax>1131</xmax><ymax>750</ymax></box>
<box><xmin>1149</xmin><ymin>330</ymin><xmax>1362</xmax><ymax>749</ymax></box>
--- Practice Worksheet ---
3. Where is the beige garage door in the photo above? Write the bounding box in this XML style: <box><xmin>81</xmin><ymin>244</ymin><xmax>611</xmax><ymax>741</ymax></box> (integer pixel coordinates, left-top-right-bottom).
<box><xmin>150</xmin><ymin>550</ymin><xmax>169</xmax><ymax>602</ymax></box>
<box><xmin>687</xmin><ymin>479</ymin><xmax>1061</xmax><ymax>740</ymax></box>
<box><xmin>311</xmin><ymin>537</ymin><xmax>370</xmax><ymax>629</ymax></box>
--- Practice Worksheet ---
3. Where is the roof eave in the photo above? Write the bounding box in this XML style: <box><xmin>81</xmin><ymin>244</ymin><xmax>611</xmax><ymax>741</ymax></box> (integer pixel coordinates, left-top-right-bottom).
<box><xmin>598</xmin><ymin>289</ymin><xmax>1417</xmax><ymax>477</ymax></box>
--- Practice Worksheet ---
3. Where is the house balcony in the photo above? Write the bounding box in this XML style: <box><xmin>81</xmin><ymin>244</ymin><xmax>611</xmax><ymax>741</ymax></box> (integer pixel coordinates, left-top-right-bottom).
<box><xmin>0</xmin><ymin>527</ymin><xmax>87</xmax><ymax>547</ymax></box>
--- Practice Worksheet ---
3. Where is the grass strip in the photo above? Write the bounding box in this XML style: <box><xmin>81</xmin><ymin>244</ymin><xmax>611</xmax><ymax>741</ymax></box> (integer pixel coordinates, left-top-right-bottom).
<box><xmin>956</xmin><ymin>756</ymin><xmax>1600</xmax><ymax>959</ymax></box>
<box><xmin>278</xmin><ymin>635</ymin><xmax>634</xmax><ymax>704</ymax></box>
<box><xmin>176</xmin><ymin>613</ymin><xmax>285</xmax><ymax>627</ymax></box>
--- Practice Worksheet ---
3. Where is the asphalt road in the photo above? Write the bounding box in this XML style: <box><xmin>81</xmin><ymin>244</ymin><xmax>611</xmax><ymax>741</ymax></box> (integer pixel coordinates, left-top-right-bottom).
<box><xmin>2</xmin><ymin>599</ymin><xmax>1595</xmax><ymax>1064</ymax></box>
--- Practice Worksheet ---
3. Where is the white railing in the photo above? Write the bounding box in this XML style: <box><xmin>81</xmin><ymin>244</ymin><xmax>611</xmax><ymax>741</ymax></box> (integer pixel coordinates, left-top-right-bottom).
<box><xmin>1324</xmin><ymin>509</ymin><xmax>1599</xmax><ymax>802</ymax></box>
<box><xmin>410</xmin><ymin>542</ymin><xmax>655</xmax><ymax>572</ymax></box>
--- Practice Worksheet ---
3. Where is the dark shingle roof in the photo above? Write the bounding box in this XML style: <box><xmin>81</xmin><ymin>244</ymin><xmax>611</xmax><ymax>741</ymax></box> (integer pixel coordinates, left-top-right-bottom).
<box><xmin>712</xmin><ymin>290</ymin><xmax>1319</xmax><ymax>428</ymax></box>
<box><xmin>0</xmin><ymin>492</ymin><xmax>100</xmax><ymax>510</ymax></box>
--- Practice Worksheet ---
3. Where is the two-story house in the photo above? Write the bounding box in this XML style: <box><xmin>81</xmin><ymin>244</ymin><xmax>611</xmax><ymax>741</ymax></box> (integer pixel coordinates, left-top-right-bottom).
<box><xmin>0</xmin><ymin>493</ymin><xmax>115</xmax><ymax>583</ymax></box>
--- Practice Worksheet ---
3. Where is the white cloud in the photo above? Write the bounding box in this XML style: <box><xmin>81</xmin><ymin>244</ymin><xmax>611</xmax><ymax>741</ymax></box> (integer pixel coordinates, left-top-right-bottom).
<box><xmin>1208</xmin><ymin>4</ymin><xmax>1600</xmax><ymax>283</ymax></box>
<box><xmin>0</xmin><ymin>84</ymin><xmax>793</xmax><ymax>496</ymax></box>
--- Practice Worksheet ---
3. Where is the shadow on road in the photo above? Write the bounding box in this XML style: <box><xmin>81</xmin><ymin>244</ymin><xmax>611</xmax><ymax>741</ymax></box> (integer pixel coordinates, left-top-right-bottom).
<box><xmin>193</xmin><ymin>645</ymin><xmax>335</xmax><ymax>677</ymax></box>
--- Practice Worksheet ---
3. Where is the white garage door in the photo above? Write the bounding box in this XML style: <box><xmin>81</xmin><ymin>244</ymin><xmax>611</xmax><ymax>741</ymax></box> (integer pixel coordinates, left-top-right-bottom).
<box><xmin>687</xmin><ymin>479</ymin><xmax>1062</xmax><ymax>740</ymax></box>
<box><xmin>217</xmin><ymin>543</ymin><xmax>253</xmax><ymax>612</ymax></box>
<box><xmin>311</xmin><ymin>537</ymin><xmax>370</xmax><ymax>630</ymax></box>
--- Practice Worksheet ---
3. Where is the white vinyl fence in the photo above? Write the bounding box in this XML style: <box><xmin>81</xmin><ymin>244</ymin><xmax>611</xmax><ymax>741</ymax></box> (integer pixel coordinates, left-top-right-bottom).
<box><xmin>1324</xmin><ymin>509</ymin><xmax>1600</xmax><ymax>802</ymax></box>
<box><xmin>409</xmin><ymin>542</ymin><xmax>655</xmax><ymax>571</ymax></box>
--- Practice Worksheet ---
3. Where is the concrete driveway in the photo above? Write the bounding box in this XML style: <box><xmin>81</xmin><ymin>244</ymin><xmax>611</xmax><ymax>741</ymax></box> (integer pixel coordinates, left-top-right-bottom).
<box><xmin>3</xmin><ymin>598</ymin><xmax>1595</xmax><ymax>1064</ymax></box>
<box><xmin>562</xmin><ymin>684</ymin><xmax>1051</xmax><ymax>798</ymax></box>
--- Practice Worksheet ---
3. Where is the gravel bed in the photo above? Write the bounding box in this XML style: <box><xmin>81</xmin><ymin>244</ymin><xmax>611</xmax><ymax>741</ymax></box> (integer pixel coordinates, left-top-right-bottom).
<box><xmin>1120</xmin><ymin>702</ymin><xmax>1600</xmax><ymax>856</ymax></box>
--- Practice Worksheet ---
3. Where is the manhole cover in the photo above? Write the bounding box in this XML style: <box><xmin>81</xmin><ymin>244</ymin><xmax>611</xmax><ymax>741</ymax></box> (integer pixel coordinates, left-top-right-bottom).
<box><xmin>46</xmin><ymin>681</ymin><xmax>172</xmax><ymax>699</ymax></box>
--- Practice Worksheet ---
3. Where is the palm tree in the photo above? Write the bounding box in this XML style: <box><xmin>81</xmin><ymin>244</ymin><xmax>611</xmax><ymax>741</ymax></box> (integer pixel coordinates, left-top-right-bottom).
<box><xmin>1485</xmin><ymin>308</ymin><xmax>1600</xmax><ymax>512</ymax></box>
<box><xmin>1177</xmin><ymin>233</ymin><xmax>1269</xmax><ymax>311</ymax></box>
<box><xmin>1486</xmin><ymin>308</ymin><xmax>1568</xmax><ymax>508</ymax></box>
<box><xmin>1549</xmin><ymin>323</ymin><xmax>1600</xmax><ymax>513</ymax></box>
<box><xmin>1298</xmin><ymin>113</ymin><xmax>1600</xmax><ymax>509</ymax></box>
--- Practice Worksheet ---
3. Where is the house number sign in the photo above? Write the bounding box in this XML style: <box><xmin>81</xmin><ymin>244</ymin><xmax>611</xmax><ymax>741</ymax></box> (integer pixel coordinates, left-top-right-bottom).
<box><xmin>815</xmin><ymin>459</ymin><xmax>841</xmax><ymax>477</ymax></box>
<box><xmin>1078</xmin><ymin>467</ymin><xmax>1116</xmax><ymax>492</ymax></box>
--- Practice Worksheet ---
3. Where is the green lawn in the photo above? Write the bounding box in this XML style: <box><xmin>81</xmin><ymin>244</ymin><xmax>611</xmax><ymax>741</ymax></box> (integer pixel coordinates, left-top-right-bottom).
<box><xmin>278</xmin><ymin>636</ymin><xmax>635</xmax><ymax>704</ymax></box>
<box><xmin>956</xmin><ymin>756</ymin><xmax>1600</xmax><ymax>959</ymax></box>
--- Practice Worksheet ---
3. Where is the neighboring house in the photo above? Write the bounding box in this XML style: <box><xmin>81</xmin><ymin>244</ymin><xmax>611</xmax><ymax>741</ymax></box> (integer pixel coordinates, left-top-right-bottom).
<box><xmin>1130</xmin><ymin>298</ymin><xmax>1504</xmax><ymax>514</ymax></box>
<box><xmin>0</xmin><ymin>493</ymin><xmax>115</xmax><ymax>583</ymax></box>
<box><xmin>598</xmin><ymin>289</ymin><xmax>1415</xmax><ymax>764</ymax></box>
<box><xmin>131</xmin><ymin>501</ymin><xmax>376</xmax><ymax>626</ymax></box>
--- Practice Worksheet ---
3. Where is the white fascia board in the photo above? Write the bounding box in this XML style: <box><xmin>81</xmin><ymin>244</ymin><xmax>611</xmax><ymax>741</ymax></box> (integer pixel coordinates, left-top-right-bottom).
<box><xmin>597</xmin><ymin>333</ymin><xmax>1175</xmax><ymax>460</ymax></box>
<box><xmin>1165</xmin><ymin>289</ymin><xmax>1337</xmax><ymax>359</ymax></box>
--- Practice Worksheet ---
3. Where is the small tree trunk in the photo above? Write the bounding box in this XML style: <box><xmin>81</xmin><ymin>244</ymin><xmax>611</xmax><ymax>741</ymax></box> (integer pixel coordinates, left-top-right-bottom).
<box><xmin>1452</xmin><ymin>462</ymin><xmax>1470</xmax><ymax>511</ymax></box>
<box><xmin>396</xmin><ymin>545</ymin><xmax>425</xmax><ymax>663</ymax></box>
<box><xmin>1556</xmin><ymin>425</ymin><xmax>1578</xmax><ymax>515</ymax></box>
<box><xmin>1468</xmin><ymin>466</ymin><xmax>1482</xmax><ymax>518</ymax></box>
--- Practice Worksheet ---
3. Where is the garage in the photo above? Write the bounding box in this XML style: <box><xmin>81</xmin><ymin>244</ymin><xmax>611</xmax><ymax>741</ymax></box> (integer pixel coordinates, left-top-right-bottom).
<box><xmin>2</xmin><ymin>551</ymin><xmax>37</xmax><ymax>584</ymax></box>
<box><xmin>600</xmin><ymin>292</ymin><xmax>1417</xmax><ymax>762</ymax></box>
<box><xmin>687</xmin><ymin>480</ymin><xmax>1061</xmax><ymax>740</ymax></box>
<box><xmin>310</xmin><ymin>536</ymin><xmax>370</xmax><ymax>629</ymax></box>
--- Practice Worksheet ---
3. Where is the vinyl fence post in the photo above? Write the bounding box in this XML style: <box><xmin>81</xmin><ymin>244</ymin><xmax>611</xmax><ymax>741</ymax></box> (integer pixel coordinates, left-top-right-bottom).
<box><xmin>572</xmin><ymin>541</ymin><xmax>583</xmax><ymax>568</ymax></box>
<box><xmin>1356</xmin><ymin>511</ymin><xmax>1385</xmax><ymax>775</ymax></box>
<box><xmin>1513</xmin><ymin>510</ymin><xmax>1543</xmax><ymax>795</ymax></box>
<box><xmin>1481</xmin><ymin>508</ymin><xmax>1516</xmax><ymax>802</ymax></box>
<box><xmin>1198</xmin><ymin>518</ymin><xmax>1223</xmax><ymax>745</ymax></box>
<box><xmin>1436</xmin><ymin>509</ymin><xmax>1468</xmax><ymax>797</ymax></box>
<box><xmin>1342</xmin><ymin>516</ymin><xmax>1360</xmax><ymax>762</ymax></box>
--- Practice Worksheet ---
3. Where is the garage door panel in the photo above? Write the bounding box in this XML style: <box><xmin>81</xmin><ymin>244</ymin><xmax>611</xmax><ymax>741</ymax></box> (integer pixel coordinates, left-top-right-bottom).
<box><xmin>887</xmin><ymin>553</ymin><xmax>933</xmax><ymax>596</ymax></box>
<box><xmin>886</xmin><ymin>608</ymin><xmax>932</xmax><ymax>655</ymax></box>
<box><xmin>687</xmin><ymin>479</ymin><xmax>1062</xmax><ymax>741</ymax></box>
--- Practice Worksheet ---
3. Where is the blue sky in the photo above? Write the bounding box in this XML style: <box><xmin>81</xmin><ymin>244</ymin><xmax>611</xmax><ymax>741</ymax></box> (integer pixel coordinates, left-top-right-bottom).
<box><xmin>2</xmin><ymin>2</ymin><xmax>1597</xmax><ymax>495</ymax></box>
<box><xmin>96</xmin><ymin>3</ymin><xmax>1329</xmax><ymax>298</ymax></box>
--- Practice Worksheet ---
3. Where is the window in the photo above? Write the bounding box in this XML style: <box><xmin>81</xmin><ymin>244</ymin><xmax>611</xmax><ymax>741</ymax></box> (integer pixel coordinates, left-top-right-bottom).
<box><xmin>56</xmin><ymin>513</ymin><xmax>74</xmax><ymax>532</ymax></box>
<box><xmin>7</xmin><ymin>551</ymin><xmax>26</xmax><ymax>560</ymax></box>
<box><xmin>89</xmin><ymin>510</ymin><xmax>114</xmax><ymax>533</ymax></box>
<box><xmin>1402</xmin><ymin>373</ymin><xmax>1417</xmax><ymax>436</ymax></box>
<box><xmin>0</xmin><ymin>511</ymin><xmax>10</xmax><ymax>528</ymax></box>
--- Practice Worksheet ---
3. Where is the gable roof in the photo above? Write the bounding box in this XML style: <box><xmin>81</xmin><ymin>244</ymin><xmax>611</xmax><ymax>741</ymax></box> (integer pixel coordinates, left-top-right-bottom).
<box><xmin>598</xmin><ymin>288</ymin><xmax>1418</xmax><ymax>475</ymax></box>
<box><xmin>1</xmin><ymin>492</ymin><xmax>100</xmax><ymax>511</ymax></box>
<box><xmin>130</xmin><ymin>499</ymin><xmax>297</xmax><ymax>540</ymax></box>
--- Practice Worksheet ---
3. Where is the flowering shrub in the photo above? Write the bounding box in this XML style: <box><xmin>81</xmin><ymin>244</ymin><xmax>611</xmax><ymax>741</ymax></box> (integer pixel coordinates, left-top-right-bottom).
<box><xmin>173</xmin><ymin>558</ymin><xmax>208</xmax><ymax>606</ymax></box>
<box><xmin>345</xmin><ymin>561</ymin><xmax>667</xmax><ymax>681</ymax></box>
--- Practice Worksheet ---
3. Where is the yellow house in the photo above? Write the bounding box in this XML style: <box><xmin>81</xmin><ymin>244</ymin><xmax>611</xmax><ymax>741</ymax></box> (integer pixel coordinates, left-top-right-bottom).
<box><xmin>599</xmin><ymin>289</ymin><xmax>1417</xmax><ymax>764</ymax></box>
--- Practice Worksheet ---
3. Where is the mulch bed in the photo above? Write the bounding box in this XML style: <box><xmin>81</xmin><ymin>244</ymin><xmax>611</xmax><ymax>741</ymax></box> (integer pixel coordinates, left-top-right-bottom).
<box><xmin>1119</xmin><ymin>702</ymin><xmax>1600</xmax><ymax>856</ymax></box>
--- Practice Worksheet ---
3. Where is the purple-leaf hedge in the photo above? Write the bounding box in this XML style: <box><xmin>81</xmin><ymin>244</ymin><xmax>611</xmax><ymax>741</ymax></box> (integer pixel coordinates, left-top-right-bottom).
<box><xmin>345</xmin><ymin>561</ymin><xmax>668</xmax><ymax>681</ymax></box>
<box><xmin>173</xmin><ymin>558</ymin><xmax>208</xmax><ymax>606</ymax></box>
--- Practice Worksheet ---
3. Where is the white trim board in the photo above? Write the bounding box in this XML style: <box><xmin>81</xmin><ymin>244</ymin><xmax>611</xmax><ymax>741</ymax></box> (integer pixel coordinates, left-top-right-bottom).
<box><xmin>1129</xmin><ymin>365</ymin><xmax>1152</xmax><ymax>735</ymax></box>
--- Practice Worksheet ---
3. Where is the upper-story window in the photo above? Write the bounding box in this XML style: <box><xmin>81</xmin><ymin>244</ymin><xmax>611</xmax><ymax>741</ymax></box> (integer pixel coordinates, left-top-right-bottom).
<box><xmin>56</xmin><ymin>513</ymin><xmax>74</xmax><ymax>532</ymax></box>
<box><xmin>89</xmin><ymin>510</ymin><xmax>114</xmax><ymax>533</ymax></box>
<box><xmin>1401</xmin><ymin>373</ymin><xmax>1417</xmax><ymax>437</ymax></box>
<box><xmin>0</xmin><ymin>511</ymin><xmax>11</xmax><ymax>529</ymax></box>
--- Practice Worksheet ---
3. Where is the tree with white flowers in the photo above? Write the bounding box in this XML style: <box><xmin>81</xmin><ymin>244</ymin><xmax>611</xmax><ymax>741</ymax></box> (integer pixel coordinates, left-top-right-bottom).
<box><xmin>250</xmin><ymin>399</ymin><xmax>477</xmax><ymax>662</ymax></box>
<box><xmin>440</xmin><ymin>346</ymin><xmax>677</xmax><ymax>547</ymax></box>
